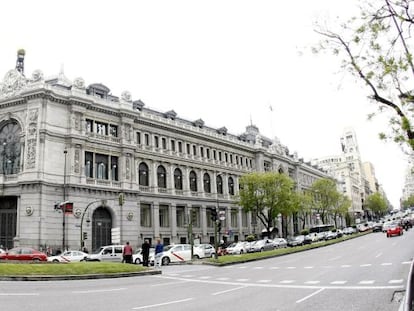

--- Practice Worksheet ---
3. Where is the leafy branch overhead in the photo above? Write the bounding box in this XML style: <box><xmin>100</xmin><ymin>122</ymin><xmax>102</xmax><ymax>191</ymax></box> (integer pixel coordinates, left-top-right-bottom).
<box><xmin>314</xmin><ymin>0</ymin><xmax>414</xmax><ymax>151</ymax></box>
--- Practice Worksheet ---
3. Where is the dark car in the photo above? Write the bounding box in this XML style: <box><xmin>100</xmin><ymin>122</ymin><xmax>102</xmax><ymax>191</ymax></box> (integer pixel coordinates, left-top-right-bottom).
<box><xmin>0</xmin><ymin>247</ymin><xmax>47</xmax><ymax>261</ymax></box>
<box><xmin>372</xmin><ymin>223</ymin><xmax>383</xmax><ymax>232</ymax></box>
<box><xmin>287</xmin><ymin>235</ymin><xmax>305</xmax><ymax>247</ymax></box>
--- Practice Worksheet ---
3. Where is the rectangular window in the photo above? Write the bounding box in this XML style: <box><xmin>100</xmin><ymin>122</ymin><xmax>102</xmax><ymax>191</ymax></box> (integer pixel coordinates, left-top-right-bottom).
<box><xmin>200</xmin><ymin>147</ymin><xmax>204</xmax><ymax>158</ymax></box>
<box><xmin>162</xmin><ymin>138</ymin><xmax>167</xmax><ymax>149</ymax></box>
<box><xmin>111</xmin><ymin>156</ymin><xmax>118</xmax><ymax>181</ymax></box>
<box><xmin>219</xmin><ymin>152</ymin><xmax>222</xmax><ymax>161</ymax></box>
<box><xmin>136</xmin><ymin>132</ymin><xmax>141</xmax><ymax>145</ymax></box>
<box><xmin>95</xmin><ymin>153</ymin><xmax>108</xmax><ymax>179</ymax></box>
<box><xmin>230</xmin><ymin>154</ymin><xmax>233</xmax><ymax>163</ymax></box>
<box><xmin>154</xmin><ymin>136</ymin><xmax>159</xmax><ymax>148</ymax></box>
<box><xmin>144</xmin><ymin>133</ymin><xmax>150</xmax><ymax>146</ymax></box>
<box><xmin>85</xmin><ymin>152</ymin><xmax>93</xmax><ymax>178</ymax></box>
<box><xmin>171</xmin><ymin>140</ymin><xmax>176</xmax><ymax>151</ymax></box>
<box><xmin>192</xmin><ymin>208</ymin><xmax>200</xmax><ymax>227</ymax></box>
<box><xmin>109</xmin><ymin>125</ymin><xmax>118</xmax><ymax>137</ymax></box>
<box><xmin>242</xmin><ymin>211</ymin><xmax>248</xmax><ymax>227</ymax></box>
<box><xmin>95</xmin><ymin>121</ymin><xmax>107</xmax><ymax>135</ymax></box>
<box><xmin>186</xmin><ymin>143</ymin><xmax>191</xmax><ymax>154</ymax></box>
<box><xmin>176</xmin><ymin>206</ymin><xmax>185</xmax><ymax>228</ymax></box>
<box><xmin>231</xmin><ymin>209</ymin><xmax>238</xmax><ymax>227</ymax></box>
<box><xmin>178</xmin><ymin>141</ymin><xmax>183</xmax><ymax>153</ymax></box>
<box><xmin>86</xmin><ymin>119</ymin><xmax>93</xmax><ymax>133</ymax></box>
<box><xmin>192</xmin><ymin>145</ymin><xmax>197</xmax><ymax>156</ymax></box>
<box><xmin>225</xmin><ymin>153</ymin><xmax>228</xmax><ymax>162</ymax></box>
<box><xmin>206</xmin><ymin>148</ymin><xmax>210</xmax><ymax>159</ymax></box>
<box><xmin>213</xmin><ymin>150</ymin><xmax>217</xmax><ymax>160</ymax></box>
<box><xmin>159</xmin><ymin>205</ymin><xmax>169</xmax><ymax>227</ymax></box>
<box><xmin>140</xmin><ymin>204</ymin><xmax>152</xmax><ymax>227</ymax></box>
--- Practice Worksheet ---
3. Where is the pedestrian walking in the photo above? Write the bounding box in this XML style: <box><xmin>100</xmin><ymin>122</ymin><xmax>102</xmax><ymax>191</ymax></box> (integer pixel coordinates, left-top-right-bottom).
<box><xmin>123</xmin><ymin>241</ymin><xmax>133</xmax><ymax>264</ymax></box>
<box><xmin>141</xmin><ymin>239</ymin><xmax>150</xmax><ymax>267</ymax></box>
<box><xmin>154</xmin><ymin>238</ymin><xmax>164</xmax><ymax>268</ymax></box>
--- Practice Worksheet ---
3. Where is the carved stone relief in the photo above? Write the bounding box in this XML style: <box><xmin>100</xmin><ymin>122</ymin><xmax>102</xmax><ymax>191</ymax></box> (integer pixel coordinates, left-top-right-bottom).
<box><xmin>25</xmin><ymin>108</ymin><xmax>38</xmax><ymax>169</ymax></box>
<box><xmin>74</xmin><ymin>147</ymin><xmax>80</xmax><ymax>173</ymax></box>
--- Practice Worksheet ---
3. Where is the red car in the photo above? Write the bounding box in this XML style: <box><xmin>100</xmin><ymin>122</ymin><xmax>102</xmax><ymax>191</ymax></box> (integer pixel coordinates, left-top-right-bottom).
<box><xmin>386</xmin><ymin>224</ymin><xmax>403</xmax><ymax>237</ymax></box>
<box><xmin>0</xmin><ymin>247</ymin><xmax>47</xmax><ymax>262</ymax></box>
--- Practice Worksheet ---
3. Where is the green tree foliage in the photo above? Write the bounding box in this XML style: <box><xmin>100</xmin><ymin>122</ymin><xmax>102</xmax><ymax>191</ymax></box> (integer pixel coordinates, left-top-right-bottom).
<box><xmin>314</xmin><ymin>0</ymin><xmax>414</xmax><ymax>151</ymax></box>
<box><xmin>238</xmin><ymin>172</ymin><xmax>297</xmax><ymax>237</ymax></box>
<box><xmin>365</xmin><ymin>192</ymin><xmax>388</xmax><ymax>218</ymax></box>
<box><xmin>310</xmin><ymin>178</ymin><xmax>343</xmax><ymax>224</ymax></box>
<box><xmin>401</xmin><ymin>194</ymin><xmax>414</xmax><ymax>208</ymax></box>
<box><xmin>331</xmin><ymin>194</ymin><xmax>352</xmax><ymax>228</ymax></box>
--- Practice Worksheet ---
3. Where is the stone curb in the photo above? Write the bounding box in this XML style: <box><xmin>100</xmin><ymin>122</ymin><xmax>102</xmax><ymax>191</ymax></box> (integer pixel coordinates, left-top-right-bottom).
<box><xmin>0</xmin><ymin>269</ymin><xmax>161</xmax><ymax>281</ymax></box>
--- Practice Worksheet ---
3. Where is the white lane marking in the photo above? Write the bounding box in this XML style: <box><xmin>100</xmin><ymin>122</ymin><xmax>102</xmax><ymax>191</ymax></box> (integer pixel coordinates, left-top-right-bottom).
<box><xmin>73</xmin><ymin>288</ymin><xmax>126</xmax><ymax>294</ymax></box>
<box><xmin>154</xmin><ymin>275</ymin><xmax>404</xmax><ymax>290</ymax></box>
<box><xmin>151</xmin><ymin>281</ymin><xmax>188</xmax><ymax>287</ymax></box>
<box><xmin>389</xmin><ymin>280</ymin><xmax>404</xmax><ymax>284</ymax></box>
<box><xmin>304</xmin><ymin>281</ymin><xmax>320</xmax><ymax>285</ymax></box>
<box><xmin>359</xmin><ymin>280</ymin><xmax>375</xmax><ymax>285</ymax></box>
<box><xmin>331</xmin><ymin>281</ymin><xmax>347</xmax><ymax>285</ymax></box>
<box><xmin>375</xmin><ymin>252</ymin><xmax>382</xmax><ymax>258</ymax></box>
<box><xmin>381</xmin><ymin>263</ymin><xmax>392</xmax><ymax>266</ymax></box>
<box><xmin>304</xmin><ymin>266</ymin><xmax>314</xmax><ymax>269</ymax></box>
<box><xmin>238</xmin><ymin>266</ymin><xmax>247</xmax><ymax>269</ymax></box>
<box><xmin>270</xmin><ymin>267</ymin><xmax>280</xmax><ymax>270</ymax></box>
<box><xmin>0</xmin><ymin>293</ymin><xmax>39</xmax><ymax>296</ymax></box>
<box><xmin>236</xmin><ymin>278</ymin><xmax>249</xmax><ymax>282</ymax></box>
<box><xmin>132</xmin><ymin>298</ymin><xmax>193</xmax><ymax>310</ymax></box>
<box><xmin>360</xmin><ymin>264</ymin><xmax>372</xmax><ymax>267</ymax></box>
<box><xmin>216</xmin><ymin>277</ymin><xmax>230</xmax><ymax>281</ymax></box>
<box><xmin>280</xmin><ymin>280</ymin><xmax>295</xmax><ymax>284</ymax></box>
<box><xmin>182</xmin><ymin>275</ymin><xmax>194</xmax><ymax>278</ymax></box>
<box><xmin>296</xmin><ymin>288</ymin><xmax>325</xmax><ymax>303</ymax></box>
<box><xmin>199</xmin><ymin>276</ymin><xmax>211</xmax><ymax>279</ymax></box>
<box><xmin>341</xmin><ymin>265</ymin><xmax>351</xmax><ymax>268</ymax></box>
<box><xmin>253</xmin><ymin>267</ymin><xmax>264</xmax><ymax>270</ymax></box>
<box><xmin>212</xmin><ymin>286</ymin><xmax>246</xmax><ymax>296</ymax></box>
<box><xmin>402</xmin><ymin>261</ymin><xmax>412</xmax><ymax>265</ymax></box>
<box><xmin>257</xmin><ymin>280</ymin><xmax>272</xmax><ymax>283</ymax></box>
<box><xmin>328</xmin><ymin>256</ymin><xmax>341</xmax><ymax>261</ymax></box>
<box><xmin>287</xmin><ymin>266</ymin><xmax>296</xmax><ymax>269</ymax></box>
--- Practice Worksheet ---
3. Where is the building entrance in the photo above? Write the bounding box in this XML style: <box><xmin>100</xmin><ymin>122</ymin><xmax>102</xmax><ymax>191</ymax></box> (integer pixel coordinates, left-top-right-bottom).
<box><xmin>0</xmin><ymin>197</ymin><xmax>17</xmax><ymax>249</ymax></box>
<box><xmin>92</xmin><ymin>207</ymin><xmax>112</xmax><ymax>251</ymax></box>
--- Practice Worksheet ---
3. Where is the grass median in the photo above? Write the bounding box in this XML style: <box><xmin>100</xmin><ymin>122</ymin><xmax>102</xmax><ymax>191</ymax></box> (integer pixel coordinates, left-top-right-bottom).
<box><xmin>0</xmin><ymin>262</ymin><xmax>148</xmax><ymax>276</ymax></box>
<box><xmin>205</xmin><ymin>232</ymin><xmax>369</xmax><ymax>265</ymax></box>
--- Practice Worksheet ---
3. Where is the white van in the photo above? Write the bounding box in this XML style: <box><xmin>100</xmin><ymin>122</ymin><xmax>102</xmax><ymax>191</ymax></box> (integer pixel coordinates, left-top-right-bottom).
<box><xmin>85</xmin><ymin>245</ymin><xmax>124</xmax><ymax>262</ymax></box>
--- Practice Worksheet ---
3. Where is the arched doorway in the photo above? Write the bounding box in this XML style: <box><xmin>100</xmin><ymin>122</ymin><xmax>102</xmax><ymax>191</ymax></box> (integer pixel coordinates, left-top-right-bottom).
<box><xmin>92</xmin><ymin>207</ymin><xmax>112</xmax><ymax>251</ymax></box>
<box><xmin>0</xmin><ymin>197</ymin><xmax>17</xmax><ymax>249</ymax></box>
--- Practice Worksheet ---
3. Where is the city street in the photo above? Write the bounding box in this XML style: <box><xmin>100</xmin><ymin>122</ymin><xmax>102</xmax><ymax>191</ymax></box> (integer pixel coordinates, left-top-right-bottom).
<box><xmin>1</xmin><ymin>231</ymin><xmax>413</xmax><ymax>311</ymax></box>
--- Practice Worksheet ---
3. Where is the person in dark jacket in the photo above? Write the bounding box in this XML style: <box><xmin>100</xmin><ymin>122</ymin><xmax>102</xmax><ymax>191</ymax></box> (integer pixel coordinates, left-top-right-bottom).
<box><xmin>141</xmin><ymin>239</ymin><xmax>150</xmax><ymax>266</ymax></box>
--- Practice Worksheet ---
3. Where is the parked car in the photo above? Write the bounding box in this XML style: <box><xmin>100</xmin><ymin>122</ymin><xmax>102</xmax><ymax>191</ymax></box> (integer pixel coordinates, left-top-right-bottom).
<box><xmin>194</xmin><ymin>244</ymin><xmax>216</xmax><ymax>258</ymax></box>
<box><xmin>85</xmin><ymin>245</ymin><xmax>124</xmax><ymax>262</ymax></box>
<box><xmin>0</xmin><ymin>248</ymin><xmax>5</xmax><ymax>254</ymax></box>
<box><xmin>324</xmin><ymin>230</ymin><xmax>338</xmax><ymax>240</ymax></box>
<box><xmin>226</xmin><ymin>241</ymin><xmax>249</xmax><ymax>255</ymax></box>
<box><xmin>342</xmin><ymin>227</ymin><xmax>356</xmax><ymax>235</ymax></box>
<box><xmin>0</xmin><ymin>247</ymin><xmax>47</xmax><ymax>262</ymax></box>
<box><xmin>386</xmin><ymin>224</ymin><xmax>403</xmax><ymax>237</ymax></box>
<box><xmin>304</xmin><ymin>233</ymin><xmax>319</xmax><ymax>244</ymax></box>
<box><xmin>249</xmin><ymin>239</ymin><xmax>275</xmax><ymax>252</ymax></box>
<box><xmin>132</xmin><ymin>247</ymin><xmax>155</xmax><ymax>265</ymax></box>
<box><xmin>47</xmin><ymin>250</ymin><xmax>88</xmax><ymax>263</ymax></box>
<box><xmin>272</xmin><ymin>238</ymin><xmax>288</xmax><ymax>248</ymax></box>
<box><xmin>287</xmin><ymin>235</ymin><xmax>305</xmax><ymax>247</ymax></box>
<box><xmin>159</xmin><ymin>244</ymin><xmax>193</xmax><ymax>265</ymax></box>
<box><xmin>372</xmin><ymin>223</ymin><xmax>383</xmax><ymax>232</ymax></box>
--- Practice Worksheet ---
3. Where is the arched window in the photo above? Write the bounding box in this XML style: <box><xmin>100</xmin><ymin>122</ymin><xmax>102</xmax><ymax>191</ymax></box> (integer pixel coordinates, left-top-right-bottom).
<box><xmin>157</xmin><ymin>165</ymin><xmax>166</xmax><ymax>188</ymax></box>
<box><xmin>217</xmin><ymin>175</ymin><xmax>223</xmax><ymax>194</ymax></box>
<box><xmin>189</xmin><ymin>170</ymin><xmax>197</xmax><ymax>192</ymax></box>
<box><xmin>203</xmin><ymin>173</ymin><xmax>211</xmax><ymax>193</ymax></box>
<box><xmin>174</xmin><ymin>168</ymin><xmax>183</xmax><ymax>190</ymax></box>
<box><xmin>228</xmin><ymin>176</ymin><xmax>234</xmax><ymax>195</ymax></box>
<box><xmin>0</xmin><ymin>121</ymin><xmax>21</xmax><ymax>175</ymax></box>
<box><xmin>139</xmin><ymin>162</ymin><xmax>149</xmax><ymax>186</ymax></box>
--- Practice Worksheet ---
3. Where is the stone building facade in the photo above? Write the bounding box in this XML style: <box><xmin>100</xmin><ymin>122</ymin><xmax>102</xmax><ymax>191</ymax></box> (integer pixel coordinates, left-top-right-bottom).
<box><xmin>0</xmin><ymin>64</ymin><xmax>331</xmax><ymax>252</ymax></box>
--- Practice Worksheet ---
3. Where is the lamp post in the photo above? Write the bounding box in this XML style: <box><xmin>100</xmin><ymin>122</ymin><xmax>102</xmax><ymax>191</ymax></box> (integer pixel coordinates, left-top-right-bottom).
<box><xmin>214</xmin><ymin>173</ymin><xmax>223</xmax><ymax>259</ymax></box>
<box><xmin>80</xmin><ymin>199</ymin><xmax>106</xmax><ymax>250</ymax></box>
<box><xmin>62</xmin><ymin>148</ymin><xmax>67</xmax><ymax>251</ymax></box>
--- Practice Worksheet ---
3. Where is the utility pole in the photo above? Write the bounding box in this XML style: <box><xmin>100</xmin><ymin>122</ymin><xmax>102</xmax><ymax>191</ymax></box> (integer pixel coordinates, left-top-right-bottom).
<box><xmin>62</xmin><ymin>148</ymin><xmax>67</xmax><ymax>251</ymax></box>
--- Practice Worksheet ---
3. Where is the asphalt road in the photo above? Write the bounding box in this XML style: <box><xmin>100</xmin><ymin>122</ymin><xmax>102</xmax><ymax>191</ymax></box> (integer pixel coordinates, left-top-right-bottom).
<box><xmin>1</xmin><ymin>230</ymin><xmax>413</xmax><ymax>311</ymax></box>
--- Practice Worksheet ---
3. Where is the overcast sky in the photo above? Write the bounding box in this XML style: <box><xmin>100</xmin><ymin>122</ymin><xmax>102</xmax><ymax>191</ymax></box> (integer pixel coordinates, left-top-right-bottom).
<box><xmin>0</xmin><ymin>0</ymin><xmax>407</xmax><ymax>208</ymax></box>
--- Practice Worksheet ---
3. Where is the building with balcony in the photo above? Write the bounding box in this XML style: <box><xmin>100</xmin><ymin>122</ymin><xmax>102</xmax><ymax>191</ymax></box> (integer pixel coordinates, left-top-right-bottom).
<box><xmin>0</xmin><ymin>59</ymin><xmax>332</xmax><ymax>252</ymax></box>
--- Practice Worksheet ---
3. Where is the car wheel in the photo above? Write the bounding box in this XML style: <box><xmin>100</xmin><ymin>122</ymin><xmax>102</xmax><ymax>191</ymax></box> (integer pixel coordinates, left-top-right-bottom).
<box><xmin>162</xmin><ymin>257</ymin><xmax>170</xmax><ymax>266</ymax></box>
<box><xmin>33</xmin><ymin>258</ymin><xmax>41</xmax><ymax>262</ymax></box>
<box><xmin>240</xmin><ymin>250</ymin><xmax>243</xmax><ymax>254</ymax></box>
<box><xmin>387</xmin><ymin>234</ymin><xmax>390</xmax><ymax>238</ymax></box>
<box><xmin>193</xmin><ymin>254</ymin><xmax>200</xmax><ymax>259</ymax></box>
<box><xmin>52</xmin><ymin>259</ymin><xmax>59</xmax><ymax>263</ymax></box>
<box><xmin>260</xmin><ymin>248</ymin><xmax>264</xmax><ymax>252</ymax></box>
<box><xmin>135</xmin><ymin>258</ymin><xmax>141</xmax><ymax>264</ymax></box>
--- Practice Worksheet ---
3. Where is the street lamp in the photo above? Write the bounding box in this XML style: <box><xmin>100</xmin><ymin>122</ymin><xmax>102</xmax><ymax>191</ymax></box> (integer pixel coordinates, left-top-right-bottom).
<box><xmin>80</xmin><ymin>199</ymin><xmax>106</xmax><ymax>250</ymax></box>
<box><xmin>62</xmin><ymin>148</ymin><xmax>67</xmax><ymax>251</ymax></box>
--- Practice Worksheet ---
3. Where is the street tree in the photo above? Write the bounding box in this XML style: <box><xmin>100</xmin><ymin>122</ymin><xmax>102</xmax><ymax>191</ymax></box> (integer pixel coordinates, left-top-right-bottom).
<box><xmin>238</xmin><ymin>172</ymin><xmax>296</xmax><ymax>238</ymax></box>
<box><xmin>314</xmin><ymin>0</ymin><xmax>414</xmax><ymax>152</ymax></box>
<box><xmin>365</xmin><ymin>192</ymin><xmax>388</xmax><ymax>219</ymax></box>
<box><xmin>401</xmin><ymin>194</ymin><xmax>414</xmax><ymax>209</ymax></box>
<box><xmin>295</xmin><ymin>191</ymin><xmax>316</xmax><ymax>230</ymax></box>
<box><xmin>310</xmin><ymin>178</ymin><xmax>342</xmax><ymax>224</ymax></box>
<box><xmin>331</xmin><ymin>194</ymin><xmax>352</xmax><ymax>228</ymax></box>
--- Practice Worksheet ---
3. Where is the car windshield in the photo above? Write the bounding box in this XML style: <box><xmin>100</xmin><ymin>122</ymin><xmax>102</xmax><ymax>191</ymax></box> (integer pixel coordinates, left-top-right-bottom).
<box><xmin>163</xmin><ymin>245</ymin><xmax>175</xmax><ymax>252</ymax></box>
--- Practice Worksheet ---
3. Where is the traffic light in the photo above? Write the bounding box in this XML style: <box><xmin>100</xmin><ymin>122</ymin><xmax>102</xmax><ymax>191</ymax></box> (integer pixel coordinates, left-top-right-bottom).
<box><xmin>210</xmin><ymin>208</ymin><xmax>217</xmax><ymax>221</ymax></box>
<box><xmin>83</xmin><ymin>232</ymin><xmax>88</xmax><ymax>240</ymax></box>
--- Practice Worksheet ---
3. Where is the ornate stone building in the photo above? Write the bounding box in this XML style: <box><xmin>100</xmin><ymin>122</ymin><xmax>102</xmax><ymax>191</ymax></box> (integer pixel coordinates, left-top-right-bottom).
<box><xmin>0</xmin><ymin>58</ymin><xmax>331</xmax><ymax>252</ymax></box>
